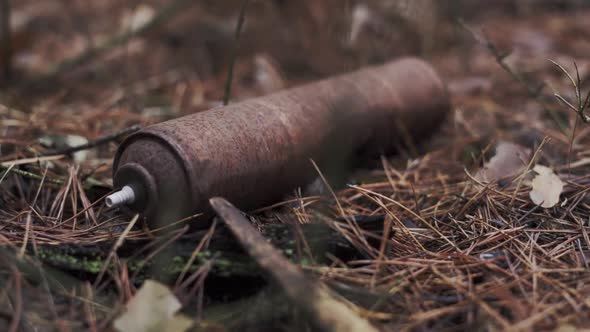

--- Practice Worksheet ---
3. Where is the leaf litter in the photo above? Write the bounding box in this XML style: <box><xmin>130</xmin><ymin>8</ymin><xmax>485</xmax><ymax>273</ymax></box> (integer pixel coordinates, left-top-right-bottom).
<box><xmin>1</xmin><ymin>1</ymin><xmax>590</xmax><ymax>332</ymax></box>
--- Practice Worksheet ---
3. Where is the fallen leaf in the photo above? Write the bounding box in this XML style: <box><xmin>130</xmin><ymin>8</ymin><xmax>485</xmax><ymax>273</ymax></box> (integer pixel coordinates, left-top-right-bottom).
<box><xmin>529</xmin><ymin>165</ymin><xmax>564</xmax><ymax>208</ymax></box>
<box><xmin>349</xmin><ymin>4</ymin><xmax>372</xmax><ymax>44</ymax></box>
<box><xmin>113</xmin><ymin>280</ymin><xmax>193</xmax><ymax>332</ymax></box>
<box><xmin>253</xmin><ymin>54</ymin><xmax>285</xmax><ymax>94</ymax></box>
<box><xmin>476</xmin><ymin>141</ymin><xmax>531</xmax><ymax>182</ymax></box>
<box><xmin>120</xmin><ymin>4</ymin><xmax>156</xmax><ymax>33</ymax></box>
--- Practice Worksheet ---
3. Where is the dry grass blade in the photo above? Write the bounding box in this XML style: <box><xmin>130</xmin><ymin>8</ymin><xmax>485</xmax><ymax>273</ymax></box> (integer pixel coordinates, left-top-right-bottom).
<box><xmin>174</xmin><ymin>220</ymin><xmax>217</xmax><ymax>288</ymax></box>
<box><xmin>509</xmin><ymin>136</ymin><xmax>548</xmax><ymax>207</ymax></box>
<box><xmin>0</xmin><ymin>155</ymin><xmax>64</xmax><ymax>167</ymax></box>
<box><xmin>0</xmin><ymin>163</ymin><xmax>14</xmax><ymax>184</ymax></box>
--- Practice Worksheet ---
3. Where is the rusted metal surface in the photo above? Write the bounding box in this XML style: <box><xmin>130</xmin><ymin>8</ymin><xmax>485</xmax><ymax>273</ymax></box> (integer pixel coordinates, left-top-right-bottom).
<box><xmin>112</xmin><ymin>57</ymin><xmax>450</xmax><ymax>227</ymax></box>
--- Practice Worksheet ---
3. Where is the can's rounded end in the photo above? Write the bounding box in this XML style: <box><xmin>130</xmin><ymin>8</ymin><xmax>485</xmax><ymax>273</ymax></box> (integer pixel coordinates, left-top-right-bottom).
<box><xmin>112</xmin><ymin>162</ymin><xmax>158</xmax><ymax>214</ymax></box>
<box><xmin>112</xmin><ymin>134</ymin><xmax>195</xmax><ymax>227</ymax></box>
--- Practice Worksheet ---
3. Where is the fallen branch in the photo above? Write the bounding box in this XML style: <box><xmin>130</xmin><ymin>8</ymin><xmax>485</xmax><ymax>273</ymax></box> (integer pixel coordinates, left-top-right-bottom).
<box><xmin>39</xmin><ymin>124</ymin><xmax>141</xmax><ymax>157</ymax></box>
<box><xmin>210</xmin><ymin>197</ymin><xmax>379</xmax><ymax>332</ymax></box>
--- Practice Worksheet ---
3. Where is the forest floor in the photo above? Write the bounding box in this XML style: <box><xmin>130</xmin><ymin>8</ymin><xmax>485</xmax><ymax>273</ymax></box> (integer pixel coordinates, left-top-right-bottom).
<box><xmin>1</xmin><ymin>1</ymin><xmax>590</xmax><ymax>331</ymax></box>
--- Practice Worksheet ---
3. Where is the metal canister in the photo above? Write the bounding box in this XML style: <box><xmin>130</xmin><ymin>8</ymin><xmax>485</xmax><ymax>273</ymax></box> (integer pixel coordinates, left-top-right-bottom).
<box><xmin>108</xmin><ymin>57</ymin><xmax>450</xmax><ymax>227</ymax></box>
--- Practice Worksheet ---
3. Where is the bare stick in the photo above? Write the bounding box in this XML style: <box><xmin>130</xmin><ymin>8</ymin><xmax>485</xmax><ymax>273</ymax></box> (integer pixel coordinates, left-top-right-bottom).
<box><xmin>551</xmin><ymin>59</ymin><xmax>590</xmax><ymax>123</ymax></box>
<box><xmin>39</xmin><ymin>124</ymin><xmax>141</xmax><ymax>157</ymax></box>
<box><xmin>222</xmin><ymin>0</ymin><xmax>250</xmax><ymax>105</ymax></box>
<box><xmin>209</xmin><ymin>197</ymin><xmax>379</xmax><ymax>332</ymax></box>
<box><xmin>0</xmin><ymin>0</ymin><xmax>11</xmax><ymax>81</ymax></box>
<box><xmin>550</xmin><ymin>59</ymin><xmax>590</xmax><ymax>176</ymax></box>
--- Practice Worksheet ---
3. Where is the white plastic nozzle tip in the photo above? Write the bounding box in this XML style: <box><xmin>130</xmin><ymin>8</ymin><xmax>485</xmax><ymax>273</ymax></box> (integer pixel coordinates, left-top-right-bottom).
<box><xmin>105</xmin><ymin>185</ymin><xmax>136</xmax><ymax>208</ymax></box>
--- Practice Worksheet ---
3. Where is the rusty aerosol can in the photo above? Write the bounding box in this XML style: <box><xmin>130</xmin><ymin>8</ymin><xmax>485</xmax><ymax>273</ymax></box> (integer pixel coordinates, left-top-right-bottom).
<box><xmin>106</xmin><ymin>57</ymin><xmax>450</xmax><ymax>227</ymax></box>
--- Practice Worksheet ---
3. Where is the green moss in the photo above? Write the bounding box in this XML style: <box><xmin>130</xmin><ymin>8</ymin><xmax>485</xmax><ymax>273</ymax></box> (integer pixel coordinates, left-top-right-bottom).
<box><xmin>36</xmin><ymin>249</ymin><xmax>104</xmax><ymax>274</ymax></box>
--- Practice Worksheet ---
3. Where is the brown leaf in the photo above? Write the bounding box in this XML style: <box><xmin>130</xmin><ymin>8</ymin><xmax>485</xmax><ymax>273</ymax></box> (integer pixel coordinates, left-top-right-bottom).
<box><xmin>476</xmin><ymin>141</ymin><xmax>530</xmax><ymax>182</ymax></box>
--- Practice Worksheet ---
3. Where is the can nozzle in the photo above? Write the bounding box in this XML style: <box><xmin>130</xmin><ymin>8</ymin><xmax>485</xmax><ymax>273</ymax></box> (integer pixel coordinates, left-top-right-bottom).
<box><xmin>106</xmin><ymin>185</ymin><xmax>136</xmax><ymax>208</ymax></box>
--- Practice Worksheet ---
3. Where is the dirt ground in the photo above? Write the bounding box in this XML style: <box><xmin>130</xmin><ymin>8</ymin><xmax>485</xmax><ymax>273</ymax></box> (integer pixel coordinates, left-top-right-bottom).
<box><xmin>2</xmin><ymin>1</ymin><xmax>590</xmax><ymax>331</ymax></box>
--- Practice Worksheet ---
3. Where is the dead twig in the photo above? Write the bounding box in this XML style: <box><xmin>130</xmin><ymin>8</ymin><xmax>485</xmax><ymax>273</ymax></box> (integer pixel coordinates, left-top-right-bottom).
<box><xmin>551</xmin><ymin>59</ymin><xmax>590</xmax><ymax>175</ymax></box>
<box><xmin>222</xmin><ymin>0</ymin><xmax>250</xmax><ymax>105</ymax></box>
<box><xmin>39</xmin><ymin>124</ymin><xmax>141</xmax><ymax>157</ymax></box>
<box><xmin>209</xmin><ymin>197</ymin><xmax>379</xmax><ymax>332</ymax></box>
<box><xmin>0</xmin><ymin>0</ymin><xmax>11</xmax><ymax>81</ymax></box>
<box><xmin>551</xmin><ymin>59</ymin><xmax>590</xmax><ymax>123</ymax></box>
